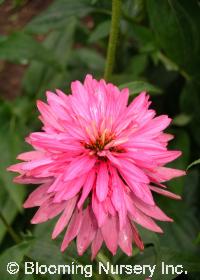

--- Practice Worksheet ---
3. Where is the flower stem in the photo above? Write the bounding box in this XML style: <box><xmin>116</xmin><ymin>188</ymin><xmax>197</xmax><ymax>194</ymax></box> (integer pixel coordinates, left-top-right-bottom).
<box><xmin>104</xmin><ymin>0</ymin><xmax>122</xmax><ymax>81</ymax></box>
<box><xmin>0</xmin><ymin>212</ymin><xmax>21</xmax><ymax>244</ymax></box>
<box><xmin>96</xmin><ymin>252</ymin><xmax>121</xmax><ymax>280</ymax></box>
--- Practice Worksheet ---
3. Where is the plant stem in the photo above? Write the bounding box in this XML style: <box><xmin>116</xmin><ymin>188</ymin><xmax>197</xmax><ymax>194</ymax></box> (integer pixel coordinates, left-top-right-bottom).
<box><xmin>104</xmin><ymin>0</ymin><xmax>122</xmax><ymax>81</ymax></box>
<box><xmin>0</xmin><ymin>212</ymin><xmax>21</xmax><ymax>244</ymax></box>
<box><xmin>96</xmin><ymin>252</ymin><xmax>121</xmax><ymax>280</ymax></box>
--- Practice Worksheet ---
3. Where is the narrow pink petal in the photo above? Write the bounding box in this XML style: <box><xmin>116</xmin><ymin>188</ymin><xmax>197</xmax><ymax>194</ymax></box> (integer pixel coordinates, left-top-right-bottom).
<box><xmin>106</xmin><ymin>152</ymin><xmax>122</xmax><ymax>166</ymax></box>
<box><xmin>157</xmin><ymin>133</ymin><xmax>174</xmax><ymax>142</ymax></box>
<box><xmin>91</xmin><ymin>229</ymin><xmax>103</xmax><ymax>260</ymax></box>
<box><xmin>135</xmin><ymin>115</ymin><xmax>171</xmax><ymax>137</ymax></box>
<box><xmin>150</xmin><ymin>185</ymin><xmax>181</xmax><ymax>200</ymax></box>
<box><xmin>7</xmin><ymin>162</ymin><xmax>25</xmax><ymax>173</ymax></box>
<box><xmin>64</xmin><ymin>155</ymin><xmax>96</xmax><ymax>181</ymax></box>
<box><xmin>101</xmin><ymin>215</ymin><xmax>118</xmax><ymax>255</ymax></box>
<box><xmin>77</xmin><ymin>170</ymin><xmax>96</xmax><ymax>208</ymax></box>
<box><xmin>19</xmin><ymin>158</ymin><xmax>53</xmax><ymax>171</ymax></box>
<box><xmin>126</xmin><ymin>138</ymin><xmax>166</xmax><ymax>151</ymax></box>
<box><xmin>126</xmin><ymin>182</ymin><xmax>155</xmax><ymax>206</ymax></box>
<box><xmin>31</xmin><ymin>199</ymin><xmax>66</xmax><ymax>224</ymax></box>
<box><xmin>14</xmin><ymin>175</ymin><xmax>51</xmax><ymax>185</ymax></box>
<box><xmin>152</xmin><ymin>167</ymin><xmax>186</xmax><ymax>182</ymax></box>
<box><xmin>128</xmin><ymin>92</ymin><xmax>148</xmax><ymax>112</ymax></box>
<box><xmin>77</xmin><ymin>207</ymin><xmax>97</xmax><ymax>255</ymax></box>
<box><xmin>37</xmin><ymin>100</ymin><xmax>63</xmax><ymax>131</ymax></box>
<box><xmin>132</xmin><ymin>223</ymin><xmax>144</xmax><ymax>250</ymax></box>
<box><xmin>118</xmin><ymin>219</ymin><xmax>132</xmax><ymax>256</ymax></box>
<box><xmin>119</xmin><ymin>158</ymin><xmax>149</xmax><ymax>184</ymax></box>
<box><xmin>53</xmin><ymin>175</ymin><xmax>87</xmax><ymax>202</ymax></box>
<box><xmin>151</xmin><ymin>150</ymin><xmax>182</xmax><ymax>165</ymax></box>
<box><xmin>47</xmin><ymin>174</ymin><xmax>63</xmax><ymax>193</ymax></box>
<box><xmin>52</xmin><ymin>196</ymin><xmax>78</xmax><ymax>239</ymax></box>
<box><xmin>17</xmin><ymin>151</ymin><xmax>44</xmax><ymax>161</ymax></box>
<box><xmin>110</xmin><ymin>167</ymin><xmax>127</xmax><ymax>229</ymax></box>
<box><xmin>133</xmin><ymin>196</ymin><xmax>173</xmax><ymax>221</ymax></box>
<box><xmin>92</xmin><ymin>192</ymin><xmax>107</xmax><ymax>227</ymax></box>
<box><xmin>23</xmin><ymin>182</ymin><xmax>51</xmax><ymax>208</ymax></box>
<box><xmin>103</xmin><ymin>196</ymin><xmax>116</xmax><ymax>216</ymax></box>
<box><xmin>130</xmin><ymin>210</ymin><xmax>163</xmax><ymax>233</ymax></box>
<box><xmin>126</xmin><ymin>194</ymin><xmax>163</xmax><ymax>233</ymax></box>
<box><xmin>96</xmin><ymin>162</ymin><xmax>109</xmax><ymax>202</ymax></box>
<box><xmin>61</xmin><ymin>209</ymin><xmax>83</xmax><ymax>252</ymax></box>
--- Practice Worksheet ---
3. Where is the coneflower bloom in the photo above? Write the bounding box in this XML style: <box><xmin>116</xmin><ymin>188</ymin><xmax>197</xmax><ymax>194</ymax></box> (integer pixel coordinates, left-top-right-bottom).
<box><xmin>8</xmin><ymin>75</ymin><xmax>185</xmax><ymax>259</ymax></box>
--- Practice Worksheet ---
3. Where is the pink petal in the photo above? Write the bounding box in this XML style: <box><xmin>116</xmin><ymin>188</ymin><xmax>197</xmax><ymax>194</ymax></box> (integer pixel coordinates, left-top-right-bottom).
<box><xmin>126</xmin><ymin>182</ymin><xmax>155</xmax><ymax>206</ymax></box>
<box><xmin>77</xmin><ymin>207</ymin><xmax>97</xmax><ymax>255</ymax></box>
<box><xmin>23</xmin><ymin>182</ymin><xmax>51</xmax><ymax>208</ymax></box>
<box><xmin>126</xmin><ymin>195</ymin><xmax>163</xmax><ymax>233</ymax></box>
<box><xmin>110</xmin><ymin>167</ymin><xmax>127</xmax><ymax>229</ymax></box>
<box><xmin>152</xmin><ymin>167</ymin><xmax>186</xmax><ymax>182</ymax></box>
<box><xmin>118</xmin><ymin>219</ymin><xmax>132</xmax><ymax>256</ymax></box>
<box><xmin>17</xmin><ymin>151</ymin><xmax>44</xmax><ymax>161</ymax></box>
<box><xmin>92</xmin><ymin>192</ymin><xmax>107</xmax><ymax>227</ymax></box>
<box><xmin>37</xmin><ymin>100</ymin><xmax>63</xmax><ymax>131</ymax></box>
<box><xmin>132</xmin><ymin>223</ymin><xmax>144</xmax><ymax>250</ymax></box>
<box><xmin>119</xmin><ymin>158</ymin><xmax>149</xmax><ymax>184</ymax></box>
<box><xmin>101</xmin><ymin>215</ymin><xmax>118</xmax><ymax>255</ymax></box>
<box><xmin>77</xmin><ymin>170</ymin><xmax>96</xmax><ymax>208</ymax></box>
<box><xmin>61</xmin><ymin>209</ymin><xmax>83</xmax><ymax>252</ymax></box>
<box><xmin>52</xmin><ymin>196</ymin><xmax>78</xmax><ymax>239</ymax></box>
<box><xmin>135</xmin><ymin>115</ymin><xmax>171</xmax><ymax>137</ymax></box>
<box><xmin>133</xmin><ymin>196</ymin><xmax>173</xmax><ymax>221</ymax></box>
<box><xmin>151</xmin><ymin>150</ymin><xmax>182</xmax><ymax>165</ymax></box>
<box><xmin>91</xmin><ymin>229</ymin><xmax>103</xmax><ymax>260</ymax></box>
<box><xmin>96</xmin><ymin>162</ymin><xmax>109</xmax><ymax>202</ymax></box>
<box><xmin>150</xmin><ymin>185</ymin><xmax>181</xmax><ymax>200</ymax></box>
<box><xmin>64</xmin><ymin>155</ymin><xmax>96</xmax><ymax>181</ymax></box>
<box><xmin>31</xmin><ymin>199</ymin><xmax>66</xmax><ymax>224</ymax></box>
<box><xmin>53</xmin><ymin>175</ymin><xmax>87</xmax><ymax>202</ymax></box>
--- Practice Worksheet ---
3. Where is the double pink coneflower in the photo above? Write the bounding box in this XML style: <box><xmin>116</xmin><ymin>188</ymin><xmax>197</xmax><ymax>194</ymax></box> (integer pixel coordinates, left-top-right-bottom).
<box><xmin>8</xmin><ymin>74</ymin><xmax>185</xmax><ymax>259</ymax></box>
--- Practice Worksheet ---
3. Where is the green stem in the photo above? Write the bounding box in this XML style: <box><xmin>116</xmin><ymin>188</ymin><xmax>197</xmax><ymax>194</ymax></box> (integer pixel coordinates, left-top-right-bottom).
<box><xmin>104</xmin><ymin>0</ymin><xmax>122</xmax><ymax>81</ymax></box>
<box><xmin>96</xmin><ymin>252</ymin><xmax>121</xmax><ymax>280</ymax></box>
<box><xmin>0</xmin><ymin>212</ymin><xmax>21</xmax><ymax>244</ymax></box>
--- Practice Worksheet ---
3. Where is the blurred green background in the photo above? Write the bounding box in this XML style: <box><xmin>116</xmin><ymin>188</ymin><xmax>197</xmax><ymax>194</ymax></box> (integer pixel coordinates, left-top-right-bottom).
<box><xmin>0</xmin><ymin>0</ymin><xmax>200</xmax><ymax>279</ymax></box>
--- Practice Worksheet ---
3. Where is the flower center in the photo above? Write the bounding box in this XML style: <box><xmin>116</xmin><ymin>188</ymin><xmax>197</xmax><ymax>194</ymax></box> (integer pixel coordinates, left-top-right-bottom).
<box><xmin>84</xmin><ymin>130</ymin><xmax>125</xmax><ymax>158</ymax></box>
<box><xmin>85</xmin><ymin>132</ymin><xmax>113</xmax><ymax>153</ymax></box>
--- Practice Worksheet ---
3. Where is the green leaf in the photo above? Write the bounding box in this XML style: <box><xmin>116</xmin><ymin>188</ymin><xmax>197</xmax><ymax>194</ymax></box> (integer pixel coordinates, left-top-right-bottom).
<box><xmin>172</xmin><ymin>113</ymin><xmax>191</xmax><ymax>127</ymax></box>
<box><xmin>70</xmin><ymin>48</ymin><xmax>105</xmax><ymax>72</ymax></box>
<box><xmin>0</xmin><ymin>32</ymin><xmax>61</xmax><ymax>68</ymax></box>
<box><xmin>147</xmin><ymin>0</ymin><xmax>200</xmax><ymax>76</ymax></box>
<box><xmin>125</xmin><ymin>54</ymin><xmax>148</xmax><ymax>79</ymax></box>
<box><xmin>131</xmin><ymin>24</ymin><xmax>156</xmax><ymax>53</ymax></box>
<box><xmin>0</xmin><ymin>102</ymin><xmax>28</xmax><ymax>242</ymax></box>
<box><xmin>118</xmin><ymin>247</ymin><xmax>200</xmax><ymax>280</ymax></box>
<box><xmin>88</xmin><ymin>20</ymin><xmax>111</xmax><ymax>43</ymax></box>
<box><xmin>23</xmin><ymin>18</ymin><xmax>76</xmax><ymax>98</ymax></box>
<box><xmin>119</xmin><ymin>81</ymin><xmax>162</xmax><ymax>95</ymax></box>
<box><xmin>0</xmin><ymin>240</ymin><xmax>33</xmax><ymax>280</ymax></box>
<box><xmin>26</xmin><ymin>0</ymin><xmax>94</xmax><ymax>34</ymax></box>
<box><xmin>180</xmin><ymin>82</ymin><xmax>200</xmax><ymax>146</ymax></box>
<box><xmin>187</xmin><ymin>159</ymin><xmax>200</xmax><ymax>170</ymax></box>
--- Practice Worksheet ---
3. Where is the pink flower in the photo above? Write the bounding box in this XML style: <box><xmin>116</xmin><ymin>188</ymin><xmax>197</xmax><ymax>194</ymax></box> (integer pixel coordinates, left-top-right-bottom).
<box><xmin>8</xmin><ymin>74</ymin><xmax>185</xmax><ymax>259</ymax></box>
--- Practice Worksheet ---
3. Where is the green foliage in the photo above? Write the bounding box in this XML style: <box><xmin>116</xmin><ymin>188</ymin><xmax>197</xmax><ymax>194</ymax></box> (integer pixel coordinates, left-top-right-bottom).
<box><xmin>147</xmin><ymin>0</ymin><xmax>200</xmax><ymax>77</ymax></box>
<box><xmin>88</xmin><ymin>20</ymin><xmax>111</xmax><ymax>43</ymax></box>
<box><xmin>0</xmin><ymin>0</ymin><xmax>200</xmax><ymax>279</ymax></box>
<box><xmin>0</xmin><ymin>33</ymin><xmax>61</xmax><ymax>68</ymax></box>
<box><xmin>187</xmin><ymin>159</ymin><xmax>200</xmax><ymax>171</ymax></box>
<box><xmin>26</xmin><ymin>0</ymin><xmax>94</xmax><ymax>34</ymax></box>
<box><xmin>0</xmin><ymin>240</ymin><xmax>33</xmax><ymax>280</ymax></box>
<box><xmin>119</xmin><ymin>81</ymin><xmax>162</xmax><ymax>96</ymax></box>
